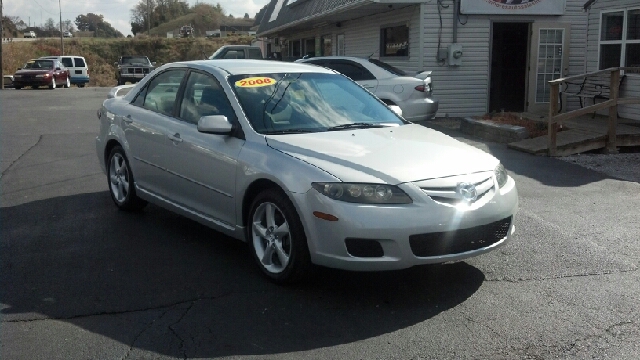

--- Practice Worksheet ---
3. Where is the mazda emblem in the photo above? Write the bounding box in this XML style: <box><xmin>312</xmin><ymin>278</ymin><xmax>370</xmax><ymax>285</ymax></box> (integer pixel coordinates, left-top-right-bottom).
<box><xmin>456</xmin><ymin>182</ymin><xmax>478</xmax><ymax>202</ymax></box>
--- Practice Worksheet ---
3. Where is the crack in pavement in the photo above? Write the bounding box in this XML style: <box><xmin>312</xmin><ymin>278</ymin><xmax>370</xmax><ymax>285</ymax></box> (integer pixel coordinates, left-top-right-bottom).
<box><xmin>120</xmin><ymin>306</ymin><xmax>174</xmax><ymax>360</ymax></box>
<box><xmin>0</xmin><ymin>135</ymin><xmax>42</xmax><ymax>179</ymax></box>
<box><xmin>168</xmin><ymin>301</ymin><xmax>196</xmax><ymax>360</ymax></box>
<box><xmin>484</xmin><ymin>267</ymin><xmax>639</xmax><ymax>283</ymax></box>
<box><xmin>2</xmin><ymin>292</ymin><xmax>235</xmax><ymax>324</ymax></box>
<box><xmin>1</xmin><ymin>172</ymin><xmax>104</xmax><ymax>195</ymax></box>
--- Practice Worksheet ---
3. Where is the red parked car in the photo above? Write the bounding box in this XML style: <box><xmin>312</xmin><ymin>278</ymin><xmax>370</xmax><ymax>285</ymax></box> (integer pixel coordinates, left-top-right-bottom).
<box><xmin>12</xmin><ymin>59</ymin><xmax>70</xmax><ymax>90</ymax></box>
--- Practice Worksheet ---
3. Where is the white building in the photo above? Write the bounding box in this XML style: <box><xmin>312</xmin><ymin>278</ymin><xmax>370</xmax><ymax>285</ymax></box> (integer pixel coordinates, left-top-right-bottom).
<box><xmin>256</xmin><ymin>0</ymin><xmax>639</xmax><ymax>121</ymax></box>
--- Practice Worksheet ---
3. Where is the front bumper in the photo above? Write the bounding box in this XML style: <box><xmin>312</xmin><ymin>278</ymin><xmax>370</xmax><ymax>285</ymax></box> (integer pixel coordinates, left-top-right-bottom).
<box><xmin>13</xmin><ymin>78</ymin><xmax>52</xmax><ymax>87</ymax></box>
<box><xmin>292</xmin><ymin>176</ymin><xmax>518</xmax><ymax>271</ymax></box>
<box><xmin>400</xmin><ymin>96</ymin><xmax>439</xmax><ymax>122</ymax></box>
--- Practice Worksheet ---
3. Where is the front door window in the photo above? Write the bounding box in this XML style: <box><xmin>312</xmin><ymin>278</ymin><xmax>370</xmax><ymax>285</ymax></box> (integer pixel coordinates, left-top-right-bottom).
<box><xmin>535</xmin><ymin>29</ymin><xmax>564</xmax><ymax>103</ymax></box>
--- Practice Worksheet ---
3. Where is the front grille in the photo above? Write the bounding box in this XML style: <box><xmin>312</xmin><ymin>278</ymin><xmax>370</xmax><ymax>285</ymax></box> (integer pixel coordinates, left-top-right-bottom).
<box><xmin>345</xmin><ymin>238</ymin><xmax>384</xmax><ymax>258</ymax></box>
<box><xmin>409</xmin><ymin>216</ymin><xmax>511</xmax><ymax>257</ymax></box>
<box><xmin>124</xmin><ymin>68</ymin><xmax>150</xmax><ymax>74</ymax></box>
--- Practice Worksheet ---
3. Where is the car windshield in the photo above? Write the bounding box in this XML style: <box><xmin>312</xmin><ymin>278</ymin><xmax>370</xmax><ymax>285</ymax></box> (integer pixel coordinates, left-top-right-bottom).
<box><xmin>368</xmin><ymin>59</ymin><xmax>406</xmax><ymax>76</ymax></box>
<box><xmin>23</xmin><ymin>60</ymin><xmax>54</xmax><ymax>69</ymax></box>
<box><xmin>122</xmin><ymin>57</ymin><xmax>149</xmax><ymax>65</ymax></box>
<box><xmin>229</xmin><ymin>72</ymin><xmax>406</xmax><ymax>135</ymax></box>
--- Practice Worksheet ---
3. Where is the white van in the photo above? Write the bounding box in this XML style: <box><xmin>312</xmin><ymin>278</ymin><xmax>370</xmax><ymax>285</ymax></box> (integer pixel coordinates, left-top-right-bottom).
<box><xmin>39</xmin><ymin>55</ymin><xmax>89</xmax><ymax>87</ymax></box>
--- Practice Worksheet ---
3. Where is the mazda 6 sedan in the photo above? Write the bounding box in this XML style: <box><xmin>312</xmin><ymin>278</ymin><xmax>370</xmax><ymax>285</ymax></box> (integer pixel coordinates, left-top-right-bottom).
<box><xmin>96</xmin><ymin>60</ymin><xmax>518</xmax><ymax>284</ymax></box>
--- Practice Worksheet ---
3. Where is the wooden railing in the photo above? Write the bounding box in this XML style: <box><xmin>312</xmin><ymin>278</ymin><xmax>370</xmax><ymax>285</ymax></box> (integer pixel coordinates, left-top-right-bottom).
<box><xmin>547</xmin><ymin>67</ymin><xmax>640</xmax><ymax>156</ymax></box>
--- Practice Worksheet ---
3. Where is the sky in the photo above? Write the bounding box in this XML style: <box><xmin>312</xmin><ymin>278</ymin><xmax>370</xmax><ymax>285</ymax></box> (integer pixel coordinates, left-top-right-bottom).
<box><xmin>4</xmin><ymin>0</ymin><xmax>271</xmax><ymax>37</ymax></box>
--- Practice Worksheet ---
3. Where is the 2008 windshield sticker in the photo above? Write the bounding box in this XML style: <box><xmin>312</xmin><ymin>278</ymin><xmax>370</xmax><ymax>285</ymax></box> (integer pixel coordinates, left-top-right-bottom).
<box><xmin>235</xmin><ymin>77</ymin><xmax>276</xmax><ymax>88</ymax></box>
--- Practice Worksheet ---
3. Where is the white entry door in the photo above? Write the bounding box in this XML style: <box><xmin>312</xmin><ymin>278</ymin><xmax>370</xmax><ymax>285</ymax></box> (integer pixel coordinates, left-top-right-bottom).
<box><xmin>527</xmin><ymin>22</ymin><xmax>571</xmax><ymax>114</ymax></box>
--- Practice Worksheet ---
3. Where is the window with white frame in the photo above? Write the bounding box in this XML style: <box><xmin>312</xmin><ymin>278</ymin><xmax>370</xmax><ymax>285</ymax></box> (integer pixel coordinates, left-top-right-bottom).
<box><xmin>599</xmin><ymin>8</ymin><xmax>640</xmax><ymax>71</ymax></box>
<box><xmin>337</xmin><ymin>34</ymin><xmax>345</xmax><ymax>56</ymax></box>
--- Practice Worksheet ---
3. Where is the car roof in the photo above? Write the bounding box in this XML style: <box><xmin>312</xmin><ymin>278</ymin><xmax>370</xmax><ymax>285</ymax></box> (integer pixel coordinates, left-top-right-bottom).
<box><xmin>172</xmin><ymin>60</ymin><xmax>336</xmax><ymax>76</ymax></box>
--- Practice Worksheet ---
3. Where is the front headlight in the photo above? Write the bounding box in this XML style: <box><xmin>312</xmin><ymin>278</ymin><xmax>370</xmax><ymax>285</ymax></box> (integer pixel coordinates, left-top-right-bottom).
<box><xmin>312</xmin><ymin>183</ymin><xmax>412</xmax><ymax>204</ymax></box>
<box><xmin>495</xmin><ymin>163</ymin><xmax>508</xmax><ymax>188</ymax></box>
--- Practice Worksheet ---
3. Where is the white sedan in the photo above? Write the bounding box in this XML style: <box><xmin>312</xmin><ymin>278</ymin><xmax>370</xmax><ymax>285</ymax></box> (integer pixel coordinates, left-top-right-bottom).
<box><xmin>96</xmin><ymin>60</ymin><xmax>518</xmax><ymax>284</ymax></box>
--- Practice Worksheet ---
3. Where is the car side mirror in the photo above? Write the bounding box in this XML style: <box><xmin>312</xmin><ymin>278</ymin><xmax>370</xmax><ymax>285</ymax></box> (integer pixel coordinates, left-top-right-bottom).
<box><xmin>197</xmin><ymin>115</ymin><xmax>233</xmax><ymax>135</ymax></box>
<box><xmin>389</xmin><ymin>105</ymin><xmax>403</xmax><ymax>117</ymax></box>
<box><xmin>56</xmin><ymin>67</ymin><xmax>61</xmax><ymax>70</ymax></box>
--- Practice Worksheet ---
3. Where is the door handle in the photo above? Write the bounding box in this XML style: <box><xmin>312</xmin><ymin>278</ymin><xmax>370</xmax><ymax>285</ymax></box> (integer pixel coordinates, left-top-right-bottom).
<box><xmin>123</xmin><ymin>114</ymin><xmax>133</xmax><ymax>124</ymax></box>
<box><xmin>168</xmin><ymin>133</ymin><xmax>183</xmax><ymax>143</ymax></box>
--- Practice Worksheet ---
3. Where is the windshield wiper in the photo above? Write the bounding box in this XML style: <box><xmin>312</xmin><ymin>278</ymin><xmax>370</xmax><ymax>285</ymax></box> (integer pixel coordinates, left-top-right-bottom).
<box><xmin>326</xmin><ymin>123</ymin><xmax>388</xmax><ymax>131</ymax></box>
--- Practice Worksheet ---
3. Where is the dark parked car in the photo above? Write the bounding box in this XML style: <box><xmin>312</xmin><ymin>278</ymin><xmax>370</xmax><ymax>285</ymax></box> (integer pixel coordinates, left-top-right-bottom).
<box><xmin>115</xmin><ymin>56</ymin><xmax>156</xmax><ymax>85</ymax></box>
<box><xmin>208</xmin><ymin>45</ymin><xmax>264</xmax><ymax>60</ymax></box>
<box><xmin>12</xmin><ymin>59</ymin><xmax>70</xmax><ymax>90</ymax></box>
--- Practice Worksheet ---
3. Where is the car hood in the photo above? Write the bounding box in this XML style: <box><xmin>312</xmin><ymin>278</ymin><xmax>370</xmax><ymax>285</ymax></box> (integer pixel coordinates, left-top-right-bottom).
<box><xmin>265</xmin><ymin>124</ymin><xmax>499</xmax><ymax>184</ymax></box>
<box><xmin>15</xmin><ymin>69</ymin><xmax>53</xmax><ymax>75</ymax></box>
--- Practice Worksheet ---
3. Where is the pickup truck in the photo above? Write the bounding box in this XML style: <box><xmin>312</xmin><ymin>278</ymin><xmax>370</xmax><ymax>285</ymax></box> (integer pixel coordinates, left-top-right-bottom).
<box><xmin>208</xmin><ymin>45</ymin><xmax>264</xmax><ymax>60</ymax></box>
<box><xmin>114</xmin><ymin>56</ymin><xmax>156</xmax><ymax>85</ymax></box>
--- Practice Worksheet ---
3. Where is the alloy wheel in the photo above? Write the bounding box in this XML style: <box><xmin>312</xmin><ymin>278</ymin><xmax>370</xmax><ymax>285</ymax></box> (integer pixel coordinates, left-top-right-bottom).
<box><xmin>251</xmin><ymin>202</ymin><xmax>292</xmax><ymax>274</ymax></box>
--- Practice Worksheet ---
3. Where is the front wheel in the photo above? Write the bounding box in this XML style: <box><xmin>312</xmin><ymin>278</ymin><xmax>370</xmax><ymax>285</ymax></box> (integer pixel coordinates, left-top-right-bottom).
<box><xmin>64</xmin><ymin>77</ymin><xmax>70</xmax><ymax>88</ymax></box>
<box><xmin>247</xmin><ymin>189</ymin><xmax>312</xmax><ymax>284</ymax></box>
<box><xmin>107</xmin><ymin>146</ymin><xmax>147</xmax><ymax>211</ymax></box>
<box><xmin>49</xmin><ymin>78</ymin><xmax>56</xmax><ymax>90</ymax></box>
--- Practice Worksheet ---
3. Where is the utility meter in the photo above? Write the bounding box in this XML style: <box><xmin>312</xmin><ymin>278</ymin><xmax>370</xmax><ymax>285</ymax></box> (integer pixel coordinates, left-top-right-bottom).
<box><xmin>448</xmin><ymin>44</ymin><xmax>463</xmax><ymax>66</ymax></box>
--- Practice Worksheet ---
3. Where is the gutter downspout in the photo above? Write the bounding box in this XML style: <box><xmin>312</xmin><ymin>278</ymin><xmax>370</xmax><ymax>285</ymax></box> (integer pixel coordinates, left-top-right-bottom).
<box><xmin>453</xmin><ymin>0</ymin><xmax>459</xmax><ymax>43</ymax></box>
<box><xmin>419</xmin><ymin>2</ymin><xmax>425</xmax><ymax>72</ymax></box>
<box><xmin>584</xmin><ymin>5</ymin><xmax>590</xmax><ymax>74</ymax></box>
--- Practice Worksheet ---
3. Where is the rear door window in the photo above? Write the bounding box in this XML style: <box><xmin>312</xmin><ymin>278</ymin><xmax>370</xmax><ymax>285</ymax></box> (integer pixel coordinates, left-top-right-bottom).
<box><xmin>223</xmin><ymin>50</ymin><xmax>245</xmax><ymax>59</ymax></box>
<box><xmin>248</xmin><ymin>48</ymin><xmax>263</xmax><ymax>59</ymax></box>
<box><xmin>74</xmin><ymin>57</ymin><xmax>86</xmax><ymax>67</ymax></box>
<box><xmin>61</xmin><ymin>57</ymin><xmax>73</xmax><ymax>68</ymax></box>
<box><xmin>325</xmin><ymin>61</ymin><xmax>375</xmax><ymax>81</ymax></box>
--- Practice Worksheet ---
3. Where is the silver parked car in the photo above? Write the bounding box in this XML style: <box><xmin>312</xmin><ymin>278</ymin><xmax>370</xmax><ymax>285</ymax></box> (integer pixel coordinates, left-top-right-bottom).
<box><xmin>96</xmin><ymin>60</ymin><xmax>518</xmax><ymax>284</ymax></box>
<box><xmin>296</xmin><ymin>56</ymin><xmax>438</xmax><ymax>121</ymax></box>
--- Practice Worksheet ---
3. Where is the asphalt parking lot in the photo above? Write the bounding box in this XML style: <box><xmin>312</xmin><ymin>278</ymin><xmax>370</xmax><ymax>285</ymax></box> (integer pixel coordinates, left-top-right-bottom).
<box><xmin>1</xmin><ymin>87</ymin><xmax>639</xmax><ymax>359</ymax></box>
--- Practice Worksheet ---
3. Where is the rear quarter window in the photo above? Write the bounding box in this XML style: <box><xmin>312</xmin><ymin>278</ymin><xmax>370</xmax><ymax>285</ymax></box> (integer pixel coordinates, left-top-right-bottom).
<box><xmin>61</xmin><ymin>58</ymin><xmax>73</xmax><ymax>67</ymax></box>
<box><xmin>74</xmin><ymin>58</ymin><xmax>86</xmax><ymax>67</ymax></box>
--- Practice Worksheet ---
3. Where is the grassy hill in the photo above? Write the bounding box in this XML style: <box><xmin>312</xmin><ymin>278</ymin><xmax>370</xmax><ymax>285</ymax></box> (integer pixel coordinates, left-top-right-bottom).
<box><xmin>2</xmin><ymin>36</ymin><xmax>253</xmax><ymax>87</ymax></box>
<box><xmin>147</xmin><ymin>12</ymin><xmax>217</xmax><ymax>37</ymax></box>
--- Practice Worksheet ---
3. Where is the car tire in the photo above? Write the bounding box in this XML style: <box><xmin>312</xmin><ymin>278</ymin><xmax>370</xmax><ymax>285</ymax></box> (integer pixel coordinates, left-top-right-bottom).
<box><xmin>107</xmin><ymin>146</ymin><xmax>147</xmax><ymax>211</ymax></box>
<box><xmin>78</xmin><ymin>84</ymin><xmax>85</xmax><ymax>88</ymax></box>
<box><xmin>247</xmin><ymin>188</ymin><xmax>312</xmax><ymax>284</ymax></box>
<box><xmin>64</xmin><ymin>77</ymin><xmax>70</xmax><ymax>88</ymax></box>
<box><xmin>49</xmin><ymin>78</ymin><xmax>56</xmax><ymax>90</ymax></box>
<box><xmin>14</xmin><ymin>86</ymin><xmax>22</xmax><ymax>90</ymax></box>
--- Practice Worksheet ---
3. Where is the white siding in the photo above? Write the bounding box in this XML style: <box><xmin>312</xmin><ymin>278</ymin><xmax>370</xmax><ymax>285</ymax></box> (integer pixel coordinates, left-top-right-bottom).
<box><xmin>586</xmin><ymin>0</ymin><xmax>640</xmax><ymax>121</ymax></box>
<box><xmin>421</xmin><ymin>0</ymin><xmax>588</xmax><ymax>117</ymax></box>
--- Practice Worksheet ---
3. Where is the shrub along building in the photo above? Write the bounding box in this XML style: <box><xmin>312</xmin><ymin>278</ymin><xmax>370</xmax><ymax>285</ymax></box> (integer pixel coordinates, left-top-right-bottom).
<box><xmin>255</xmin><ymin>0</ymin><xmax>640</xmax><ymax>121</ymax></box>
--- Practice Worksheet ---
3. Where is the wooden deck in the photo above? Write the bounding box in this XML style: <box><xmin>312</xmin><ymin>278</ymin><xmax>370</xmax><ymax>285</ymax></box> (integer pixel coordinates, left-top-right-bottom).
<box><xmin>507</xmin><ymin>113</ymin><xmax>640</xmax><ymax>156</ymax></box>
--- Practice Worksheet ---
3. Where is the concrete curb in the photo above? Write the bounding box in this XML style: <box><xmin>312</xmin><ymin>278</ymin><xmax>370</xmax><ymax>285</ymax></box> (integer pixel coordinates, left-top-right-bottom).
<box><xmin>460</xmin><ymin>117</ymin><xmax>530</xmax><ymax>143</ymax></box>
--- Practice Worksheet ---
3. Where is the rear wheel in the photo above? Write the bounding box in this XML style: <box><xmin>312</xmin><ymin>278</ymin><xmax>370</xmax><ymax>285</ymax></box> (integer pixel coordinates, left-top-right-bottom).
<box><xmin>107</xmin><ymin>146</ymin><xmax>147</xmax><ymax>211</ymax></box>
<box><xmin>247</xmin><ymin>189</ymin><xmax>312</xmax><ymax>284</ymax></box>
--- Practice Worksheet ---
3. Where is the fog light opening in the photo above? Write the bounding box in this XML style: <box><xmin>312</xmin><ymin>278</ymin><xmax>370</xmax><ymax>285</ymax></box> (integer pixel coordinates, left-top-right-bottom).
<box><xmin>313</xmin><ymin>211</ymin><xmax>339</xmax><ymax>221</ymax></box>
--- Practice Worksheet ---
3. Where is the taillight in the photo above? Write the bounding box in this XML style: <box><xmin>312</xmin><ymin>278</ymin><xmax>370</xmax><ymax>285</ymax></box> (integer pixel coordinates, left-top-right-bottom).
<box><xmin>414</xmin><ymin>85</ymin><xmax>426</xmax><ymax>92</ymax></box>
